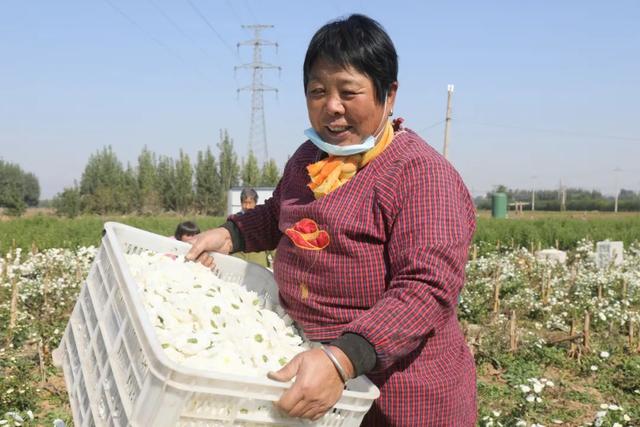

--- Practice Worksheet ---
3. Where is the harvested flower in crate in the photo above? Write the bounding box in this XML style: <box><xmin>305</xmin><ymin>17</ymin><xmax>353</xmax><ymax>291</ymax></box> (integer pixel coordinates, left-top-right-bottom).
<box><xmin>125</xmin><ymin>251</ymin><xmax>308</xmax><ymax>375</ymax></box>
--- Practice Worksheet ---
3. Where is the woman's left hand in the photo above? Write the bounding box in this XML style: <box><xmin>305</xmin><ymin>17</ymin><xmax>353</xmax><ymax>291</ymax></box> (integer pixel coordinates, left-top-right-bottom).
<box><xmin>267</xmin><ymin>346</ymin><xmax>352</xmax><ymax>421</ymax></box>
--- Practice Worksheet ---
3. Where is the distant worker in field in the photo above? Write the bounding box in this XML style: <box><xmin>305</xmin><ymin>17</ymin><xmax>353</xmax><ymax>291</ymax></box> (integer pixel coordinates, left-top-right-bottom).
<box><xmin>239</xmin><ymin>188</ymin><xmax>258</xmax><ymax>214</ymax></box>
<box><xmin>235</xmin><ymin>188</ymin><xmax>273</xmax><ymax>268</ymax></box>
<box><xmin>174</xmin><ymin>221</ymin><xmax>200</xmax><ymax>242</ymax></box>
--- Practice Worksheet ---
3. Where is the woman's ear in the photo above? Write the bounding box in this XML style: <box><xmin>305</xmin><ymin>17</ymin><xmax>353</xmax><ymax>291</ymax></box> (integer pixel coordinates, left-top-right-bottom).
<box><xmin>387</xmin><ymin>82</ymin><xmax>399</xmax><ymax>114</ymax></box>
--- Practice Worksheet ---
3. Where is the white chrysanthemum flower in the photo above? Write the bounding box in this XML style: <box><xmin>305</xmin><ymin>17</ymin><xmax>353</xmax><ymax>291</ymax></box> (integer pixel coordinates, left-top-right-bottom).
<box><xmin>125</xmin><ymin>252</ymin><xmax>308</xmax><ymax>376</ymax></box>
<box><xmin>519</xmin><ymin>385</ymin><xmax>531</xmax><ymax>393</ymax></box>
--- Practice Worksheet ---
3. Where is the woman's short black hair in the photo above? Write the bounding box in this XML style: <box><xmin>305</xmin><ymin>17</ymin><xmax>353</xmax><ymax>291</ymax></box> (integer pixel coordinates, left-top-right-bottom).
<box><xmin>303</xmin><ymin>14</ymin><xmax>398</xmax><ymax>105</ymax></box>
<box><xmin>174</xmin><ymin>221</ymin><xmax>200</xmax><ymax>241</ymax></box>
<box><xmin>240</xmin><ymin>188</ymin><xmax>258</xmax><ymax>203</ymax></box>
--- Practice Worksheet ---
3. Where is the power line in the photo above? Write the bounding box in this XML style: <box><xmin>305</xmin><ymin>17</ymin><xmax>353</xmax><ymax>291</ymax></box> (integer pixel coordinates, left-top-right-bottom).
<box><xmin>101</xmin><ymin>0</ymin><xmax>217</xmax><ymax>87</ymax></box>
<box><xmin>147</xmin><ymin>0</ymin><xmax>218</xmax><ymax>63</ymax></box>
<box><xmin>185</xmin><ymin>0</ymin><xmax>238</xmax><ymax>58</ymax></box>
<box><xmin>456</xmin><ymin>119</ymin><xmax>640</xmax><ymax>142</ymax></box>
<box><xmin>225</xmin><ymin>0</ymin><xmax>244</xmax><ymax>25</ymax></box>
<box><xmin>243</xmin><ymin>0</ymin><xmax>258</xmax><ymax>24</ymax></box>
<box><xmin>416</xmin><ymin>119</ymin><xmax>446</xmax><ymax>133</ymax></box>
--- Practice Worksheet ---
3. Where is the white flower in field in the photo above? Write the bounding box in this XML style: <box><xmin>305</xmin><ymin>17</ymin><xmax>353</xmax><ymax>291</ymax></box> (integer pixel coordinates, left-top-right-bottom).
<box><xmin>25</xmin><ymin>411</ymin><xmax>33</xmax><ymax>421</ymax></box>
<box><xmin>519</xmin><ymin>385</ymin><xmax>531</xmax><ymax>393</ymax></box>
<box><xmin>492</xmin><ymin>410</ymin><xmax>501</xmax><ymax>417</ymax></box>
<box><xmin>531</xmin><ymin>423</ymin><xmax>545</xmax><ymax>427</ymax></box>
<box><xmin>607</xmin><ymin>404</ymin><xmax>621</xmax><ymax>411</ymax></box>
<box><xmin>532</xmin><ymin>382</ymin><xmax>544</xmax><ymax>394</ymax></box>
<box><xmin>599</xmin><ymin>351</ymin><xmax>610</xmax><ymax>359</ymax></box>
<box><xmin>590</xmin><ymin>365</ymin><xmax>598</xmax><ymax>371</ymax></box>
<box><xmin>552</xmin><ymin>420</ymin><xmax>563</xmax><ymax>425</ymax></box>
<box><xmin>612</xmin><ymin>424</ymin><xmax>622</xmax><ymax>427</ymax></box>
<box><xmin>515</xmin><ymin>421</ymin><xmax>526</xmax><ymax>427</ymax></box>
<box><xmin>595</xmin><ymin>411</ymin><xmax>607</xmax><ymax>418</ymax></box>
<box><xmin>526</xmin><ymin>394</ymin><xmax>536</xmax><ymax>403</ymax></box>
<box><xmin>0</xmin><ymin>421</ymin><xmax>6</xmax><ymax>426</ymax></box>
<box><xmin>598</xmin><ymin>312</ymin><xmax>606</xmax><ymax>321</ymax></box>
<box><xmin>624</xmin><ymin>414</ymin><xmax>631</xmax><ymax>421</ymax></box>
<box><xmin>599</xmin><ymin>404</ymin><xmax>609</xmax><ymax>409</ymax></box>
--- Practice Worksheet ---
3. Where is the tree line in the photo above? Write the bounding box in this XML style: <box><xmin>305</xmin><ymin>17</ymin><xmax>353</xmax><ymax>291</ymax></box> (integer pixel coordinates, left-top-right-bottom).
<box><xmin>52</xmin><ymin>130</ymin><xmax>280</xmax><ymax>217</ymax></box>
<box><xmin>0</xmin><ymin>160</ymin><xmax>40</xmax><ymax>216</ymax></box>
<box><xmin>476</xmin><ymin>186</ymin><xmax>640</xmax><ymax>211</ymax></box>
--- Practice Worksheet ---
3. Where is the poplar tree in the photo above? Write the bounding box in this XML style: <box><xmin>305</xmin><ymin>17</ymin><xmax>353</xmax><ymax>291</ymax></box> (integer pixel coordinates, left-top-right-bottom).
<box><xmin>174</xmin><ymin>150</ymin><xmax>194</xmax><ymax>214</ymax></box>
<box><xmin>260</xmin><ymin>159</ymin><xmax>281</xmax><ymax>186</ymax></box>
<box><xmin>157</xmin><ymin>156</ymin><xmax>177</xmax><ymax>212</ymax></box>
<box><xmin>217</xmin><ymin>130</ymin><xmax>240</xmax><ymax>213</ymax></box>
<box><xmin>137</xmin><ymin>146</ymin><xmax>161</xmax><ymax>214</ymax></box>
<box><xmin>195</xmin><ymin>146</ymin><xmax>222</xmax><ymax>215</ymax></box>
<box><xmin>241</xmin><ymin>150</ymin><xmax>261</xmax><ymax>187</ymax></box>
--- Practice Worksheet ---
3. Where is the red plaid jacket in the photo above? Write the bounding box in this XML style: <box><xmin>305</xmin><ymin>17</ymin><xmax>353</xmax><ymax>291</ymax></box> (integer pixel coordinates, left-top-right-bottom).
<box><xmin>231</xmin><ymin>129</ymin><xmax>477</xmax><ymax>426</ymax></box>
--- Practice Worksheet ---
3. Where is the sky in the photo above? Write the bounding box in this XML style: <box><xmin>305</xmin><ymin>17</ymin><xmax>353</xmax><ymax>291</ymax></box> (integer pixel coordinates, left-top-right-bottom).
<box><xmin>1</xmin><ymin>0</ymin><xmax>639</xmax><ymax>199</ymax></box>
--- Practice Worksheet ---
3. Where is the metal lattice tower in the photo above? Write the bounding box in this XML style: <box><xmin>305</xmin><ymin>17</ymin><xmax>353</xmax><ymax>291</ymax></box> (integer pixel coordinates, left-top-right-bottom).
<box><xmin>235</xmin><ymin>25</ymin><xmax>280</xmax><ymax>160</ymax></box>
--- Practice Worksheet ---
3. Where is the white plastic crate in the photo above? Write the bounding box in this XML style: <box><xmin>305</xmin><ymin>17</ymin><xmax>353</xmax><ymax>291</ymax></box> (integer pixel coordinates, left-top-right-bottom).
<box><xmin>53</xmin><ymin>222</ymin><xmax>379</xmax><ymax>427</ymax></box>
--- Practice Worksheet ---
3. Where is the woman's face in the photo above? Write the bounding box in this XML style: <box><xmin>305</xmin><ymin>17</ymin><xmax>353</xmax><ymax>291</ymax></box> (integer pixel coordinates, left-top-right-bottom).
<box><xmin>306</xmin><ymin>58</ymin><xmax>397</xmax><ymax>147</ymax></box>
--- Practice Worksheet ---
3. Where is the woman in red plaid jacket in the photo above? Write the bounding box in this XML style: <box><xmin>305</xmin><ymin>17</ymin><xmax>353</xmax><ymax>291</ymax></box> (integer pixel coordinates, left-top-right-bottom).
<box><xmin>187</xmin><ymin>14</ymin><xmax>477</xmax><ymax>426</ymax></box>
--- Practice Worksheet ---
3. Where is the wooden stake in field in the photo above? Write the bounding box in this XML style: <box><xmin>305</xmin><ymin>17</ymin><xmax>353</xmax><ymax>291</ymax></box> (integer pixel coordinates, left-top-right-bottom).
<box><xmin>629</xmin><ymin>319</ymin><xmax>635</xmax><ymax>350</ymax></box>
<box><xmin>509</xmin><ymin>310</ymin><xmax>518</xmax><ymax>352</ymax></box>
<box><xmin>6</xmin><ymin>274</ymin><xmax>19</xmax><ymax>347</ymax></box>
<box><xmin>583</xmin><ymin>311</ymin><xmax>591</xmax><ymax>352</ymax></box>
<box><xmin>622</xmin><ymin>279</ymin><xmax>628</xmax><ymax>301</ymax></box>
<box><xmin>569</xmin><ymin>318</ymin><xmax>578</xmax><ymax>357</ymax></box>
<box><xmin>492</xmin><ymin>273</ymin><xmax>501</xmax><ymax>321</ymax></box>
<box><xmin>472</xmin><ymin>244</ymin><xmax>477</xmax><ymax>261</ymax></box>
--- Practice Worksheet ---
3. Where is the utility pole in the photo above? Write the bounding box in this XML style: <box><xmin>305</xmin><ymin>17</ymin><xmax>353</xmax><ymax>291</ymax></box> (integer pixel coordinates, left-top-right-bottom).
<box><xmin>613</xmin><ymin>167</ymin><xmax>622</xmax><ymax>213</ymax></box>
<box><xmin>442</xmin><ymin>84</ymin><xmax>454</xmax><ymax>159</ymax></box>
<box><xmin>559</xmin><ymin>180</ymin><xmax>566</xmax><ymax>212</ymax></box>
<box><xmin>236</xmin><ymin>25</ymin><xmax>280</xmax><ymax>160</ymax></box>
<box><xmin>531</xmin><ymin>175</ymin><xmax>537</xmax><ymax>211</ymax></box>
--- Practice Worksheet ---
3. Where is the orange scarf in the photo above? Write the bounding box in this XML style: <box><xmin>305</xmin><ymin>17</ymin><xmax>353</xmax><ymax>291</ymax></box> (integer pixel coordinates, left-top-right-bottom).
<box><xmin>307</xmin><ymin>121</ymin><xmax>394</xmax><ymax>199</ymax></box>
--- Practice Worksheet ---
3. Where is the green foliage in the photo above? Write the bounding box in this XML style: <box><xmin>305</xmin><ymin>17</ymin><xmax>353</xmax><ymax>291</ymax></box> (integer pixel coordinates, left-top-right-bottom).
<box><xmin>0</xmin><ymin>215</ymin><xmax>226</xmax><ymax>253</ymax></box>
<box><xmin>52</xmin><ymin>132</ymin><xmax>274</xmax><ymax>216</ymax></box>
<box><xmin>474</xmin><ymin>216</ymin><xmax>640</xmax><ymax>252</ymax></box>
<box><xmin>174</xmin><ymin>150</ymin><xmax>194</xmax><ymax>214</ymax></box>
<box><xmin>157</xmin><ymin>155</ymin><xmax>177</xmax><ymax>212</ymax></box>
<box><xmin>477</xmin><ymin>186</ymin><xmax>640</xmax><ymax>211</ymax></box>
<box><xmin>195</xmin><ymin>147</ymin><xmax>222</xmax><ymax>215</ymax></box>
<box><xmin>79</xmin><ymin>146</ymin><xmax>131</xmax><ymax>214</ymax></box>
<box><xmin>218</xmin><ymin>130</ymin><xmax>240</xmax><ymax>190</ymax></box>
<box><xmin>51</xmin><ymin>185</ymin><xmax>82</xmax><ymax>218</ymax></box>
<box><xmin>260</xmin><ymin>158</ymin><xmax>281</xmax><ymax>186</ymax></box>
<box><xmin>137</xmin><ymin>146</ymin><xmax>161</xmax><ymax>214</ymax></box>
<box><xmin>0</xmin><ymin>160</ymin><xmax>40</xmax><ymax>216</ymax></box>
<box><xmin>241</xmin><ymin>150</ymin><xmax>260</xmax><ymax>187</ymax></box>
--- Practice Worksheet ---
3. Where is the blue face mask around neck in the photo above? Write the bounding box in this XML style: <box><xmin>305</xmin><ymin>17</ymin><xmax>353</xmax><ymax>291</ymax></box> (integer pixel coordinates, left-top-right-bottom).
<box><xmin>304</xmin><ymin>128</ymin><xmax>376</xmax><ymax>156</ymax></box>
<box><xmin>304</xmin><ymin>92</ymin><xmax>389</xmax><ymax>156</ymax></box>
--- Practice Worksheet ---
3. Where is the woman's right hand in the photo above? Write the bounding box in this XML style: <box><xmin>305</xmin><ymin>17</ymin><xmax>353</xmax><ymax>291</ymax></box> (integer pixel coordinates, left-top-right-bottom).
<box><xmin>184</xmin><ymin>227</ymin><xmax>234</xmax><ymax>267</ymax></box>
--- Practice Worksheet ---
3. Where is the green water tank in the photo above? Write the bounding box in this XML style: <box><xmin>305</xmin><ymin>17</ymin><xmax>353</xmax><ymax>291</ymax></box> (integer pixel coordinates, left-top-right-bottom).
<box><xmin>492</xmin><ymin>192</ymin><xmax>508</xmax><ymax>219</ymax></box>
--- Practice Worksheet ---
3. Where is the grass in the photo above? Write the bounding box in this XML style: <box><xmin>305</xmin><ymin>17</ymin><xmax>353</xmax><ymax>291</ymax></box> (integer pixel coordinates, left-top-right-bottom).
<box><xmin>0</xmin><ymin>214</ymin><xmax>226</xmax><ymax>254</ymax></box>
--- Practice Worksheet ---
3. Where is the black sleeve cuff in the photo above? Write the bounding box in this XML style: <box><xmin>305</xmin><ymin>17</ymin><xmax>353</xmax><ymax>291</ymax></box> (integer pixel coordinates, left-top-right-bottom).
<box><xmin>330</xmin><ymin>333</ymin><xmax>377</xmax><ymax>377</ymax></box>
<box><xmin>220</xmin><ymin>221</ymin><xmax>245</xmax><ymax>253</ymax></box>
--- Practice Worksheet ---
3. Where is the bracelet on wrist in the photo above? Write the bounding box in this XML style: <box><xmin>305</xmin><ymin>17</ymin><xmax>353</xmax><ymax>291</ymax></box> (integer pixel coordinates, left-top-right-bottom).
<box><xmin>320</xmin><ymin>345</ymin><xmax>350</xmax><ymax>384</ymax></box>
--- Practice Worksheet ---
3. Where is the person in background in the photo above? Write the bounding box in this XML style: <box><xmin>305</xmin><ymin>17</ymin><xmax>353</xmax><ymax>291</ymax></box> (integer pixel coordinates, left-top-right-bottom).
<box><xmin>236</xmin><ymin>188</ymin><xmax>273</xmax><ymax>268</ymax></box>
<box><xmin>239</xmin><ymin>188</ymin><xmax>258</xmax><ymax>213</ymax></box>
<box><xmin>186</xmin><ymin>14</ymin><xmax>476</xmax><ymax>426</ymax></box>
<box><xmin>174</xmin><ymin>221</ymin><xmax>200</xmax><ymax>242</ymax></box>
